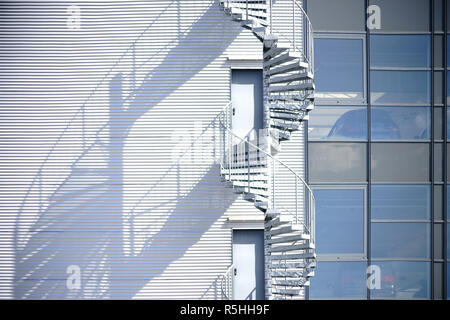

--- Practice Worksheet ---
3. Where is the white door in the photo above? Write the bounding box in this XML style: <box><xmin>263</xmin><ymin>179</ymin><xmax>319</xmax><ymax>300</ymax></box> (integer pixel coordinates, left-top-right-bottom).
<box><xmin>231</xmin><ymin>70</ymin><xmax>263</xmax><ymax>140</ymax></box>
<box><xmin>232</xmin><ymin>230</ymin><xmax>265</xmax><ymax>300</ymax></box>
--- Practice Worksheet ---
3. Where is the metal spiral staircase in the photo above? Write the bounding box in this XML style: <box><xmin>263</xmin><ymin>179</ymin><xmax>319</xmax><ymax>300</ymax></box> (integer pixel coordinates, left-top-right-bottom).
<box><xmin>218</xmin><ymin>0</ymin><xmax>316</xmax><ymax>300</ymax></box>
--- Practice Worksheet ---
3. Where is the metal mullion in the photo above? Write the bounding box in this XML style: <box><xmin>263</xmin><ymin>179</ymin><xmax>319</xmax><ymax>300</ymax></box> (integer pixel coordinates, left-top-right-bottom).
<box><xmin>444</xmin><ymin>0</ymin><xmax>448</xmax><ymax>300</ymax></box>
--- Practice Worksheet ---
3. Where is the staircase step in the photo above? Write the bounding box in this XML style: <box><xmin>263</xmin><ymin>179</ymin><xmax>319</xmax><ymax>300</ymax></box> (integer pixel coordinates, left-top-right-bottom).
<box><xmin>265</xmin><ymin>61</ymin><xmax>308</xmax><ymax>76</ymax></box>
<box><xmin>271</xmin><ymin>120</ymin><xmax>299</xmax><ymax>131</ymax></box>
<box><xmin>244</xmin><ymin>192</ymin><xmax>268</xmax><ymax>201</ymax></box>
<box><xmin>221</xmin><ymin>167</ymin><xmax>266</xmax><ymax>175</ymax></box>
<box><xmin>269</xmin><ymin>102</ymin><xmax>313</xmax><ymax>112</ymax></box>
<box><xmin>267</xmin><ymin>225</ymin><xmax>301</xmax><ymax>237</ymax></box>
<box><xmin>270</xmin><ymin>111</ymin><xmax>306</xmax><ymax>121</ymax></box>
<box><xmin>268</xmin><ymin>71</ymin><xmax>314</xmax><ymax>84</ymax></box>
<box><xmin>263</xmin><ymin>34</ymin><xmax>278</xmax><ymax>48</ymax></box>
<box><xmin>270</xmin><ymin>270</ymin><xmax>315</xmax><ymax>278</ymax></box>
<box><xmin>231</xmin><ymin>180</ymin><xmax>268</xmax><ymax>190</ymax></box>
<box><xmin>266</xmin><ymin>233</ymin><xmax>310</xmax><ymax>244</ymax></box>
<box><xmin>264</xmin><ymin>216</ymin><xmax>291</xmax><ymax>229</ymax></box>
<box><xmin>263</xmin><ymin>44</ymin><xmax>290</xmax><ymax>60</ymax></box>
<box><xmin>255</xmin><ymin>201</ymin><xmax>268</xmax><ymax>210</ymax></box>
<box><xmin>269</xmin><ymin>129</ymin><xmax>291</xmax><ymax>141</ymax></box>
<box><xmin>222</xmin><ymin>173</ymin><xmax>268</xmax><ymax>181</ymax></box>
<box><xmin>268</xmin><ymin>243</ymin><xmax>315</xmax><ymax>252</ymax></box>
<box><xmin>265</xmin><ymin>209</ymin><xmax>281</xmax><ymax>219</ymax></box>
<box><xmin>251</xmin><ymin>26</ymin><xmax>266</xmax><ymax>39</ymax></box>
<box><xmin>232</xmin><ymin>186</ymin><xmax>269</xmax><ymax>197</ymax></box>
<box><xmin>269</xmin><ymin>252</ymin><xmax>316</xmax><ymax>261</ymax></box>
<box><xmin>268</xmin><ymin>261</ymin><xmax>316</xmax><ymax>270</ymax></box>
<box><xmin>264</xmin><ymin>52</ymin><xmax>301</xmax><ymax>69</ymax></box>
<box><xmin>270</xmin><ymin>279</ymin><xmax>310</xmax><ymax>287</ymax></box>
<box><xmin>268</xmin><ymin>93</ymin><xmax>314</xmax><ymax>103</ymax></box>
<box><xmin>268</xmin><ymin>82</ymin><xmax>315</xmax><ymax>93</ymax></box>
<box><xmin>268</xmin><ymin>288</ymin><xmax>302</xmax><ymax>296</ymax></box>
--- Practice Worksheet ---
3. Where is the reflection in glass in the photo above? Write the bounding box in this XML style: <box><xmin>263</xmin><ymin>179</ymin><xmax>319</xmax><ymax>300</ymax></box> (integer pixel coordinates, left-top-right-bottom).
<box><xmin>370</xmin><ymin>261</ymin><xmax>430</xmax><ymax>299</ymax></box>
<box><xmin>314</xmin><ymin>189</ymin><xmax>364</xmax><ymax>255</ymax></box>
<box><xmin>315</xmin><ymin>38</ymin><xmax>364</xmax><ymax>101</ymax></box>
<box><xmin>371</xmin><ymin>107</ymin><xmax>430</xmax><ymax>140</ymax></box>
<box><xmin>309</xmin><ymin>262</ymin><xmax>367</xmax><ymax>299</ymax></box>
<box><xmin>308</xmin><ymin>107</ymin><xmax>367</xmax><ymax>140</ymax></box>
<box><xmin>371</xmin><ymin>70</ymin><xmax>431</xmax><ymax>105</ymax></box>
<box><xmin>371</xmin><ymin>185</ymin><xmax>430</xmax><ymax>220</ymax></box>
<box><xmin>371</xmin><ymin>223</ymin><xmax>430</xmax><ymax>259</ymax></box>
<box><xmin>370</xmin><ymin>35</ymin><xmax>431</xmax><ymax>68</ymax></box>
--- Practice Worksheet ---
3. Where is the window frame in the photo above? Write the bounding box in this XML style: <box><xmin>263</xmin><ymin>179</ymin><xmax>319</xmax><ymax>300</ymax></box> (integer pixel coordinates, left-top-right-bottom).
<box><xmin>312</xmin><ymin>185</ymin><xmax>368</xmax><ymax>262</ymax></box>
<box><xmin>314</xmin><ymin>33</ymin><xmax>367</xmax><ymax>106</ymax></box>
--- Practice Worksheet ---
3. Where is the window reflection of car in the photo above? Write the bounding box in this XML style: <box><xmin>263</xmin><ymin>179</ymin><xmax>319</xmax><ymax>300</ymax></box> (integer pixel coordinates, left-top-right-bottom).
<box><xmin>327</xmin><ymin>109</ymin><xmax>400</xmax><ymax>139</ymax></box>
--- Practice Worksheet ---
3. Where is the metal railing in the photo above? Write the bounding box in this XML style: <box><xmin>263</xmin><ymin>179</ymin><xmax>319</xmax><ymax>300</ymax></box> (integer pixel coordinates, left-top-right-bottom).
<box><xmin>216</xmin><ymin>102</ymin><xmax>315</xmax><ymax>243</ymax></box>
<box><xmin>220</xmin><ymin>0</ymin><xmax>314</xmax><ymax>75</ymax></box>
<box><xmin>220</xmin><ymin>264</ymin><xmax>234</xmax><ymax>300</ymax></box>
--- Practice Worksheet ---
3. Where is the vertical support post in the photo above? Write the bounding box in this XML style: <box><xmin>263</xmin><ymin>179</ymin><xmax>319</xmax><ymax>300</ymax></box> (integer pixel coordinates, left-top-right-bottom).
<box><xmin>247</xmin><ymin>137</ymin><xmax>250</xmax><ymax>193</ymax></box>
<box><xmin>295</xmin><ymin>178</ymin><xmax>298</xmax><ymax>224</ymax></box>
<box><xmin>272</xmin><ymin>158</ymin><xmax>275</xmax><ymax>209</ymax></box>
<box><xmin>292</xmin><ymin>0</ymin><xmax>295</xmax><ymax>49</ymax></box>
<box><xmin>269</xmin><ymin>0</ymin><xmax>272</xmax><ymax>33</ymax></box>
<box><xmin>82</xmin><ymin>105</ymin><xmax>85</xmax><ymax>151</ymax></box>
<box><xmin>228</xmin><ymin>130</ymin><xmax>231</xmax><ymax>181</ymax></box>
<box><xmin>246</xmin><ymin>0</ymin><xmax>248</xmax><ymax>21</ymax></box>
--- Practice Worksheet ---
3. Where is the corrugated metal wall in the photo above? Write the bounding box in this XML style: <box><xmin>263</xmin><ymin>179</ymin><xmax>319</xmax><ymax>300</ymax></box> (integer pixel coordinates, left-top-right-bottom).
<box><xmin>0</xmin><ymin>0</ymin><xmax>267</xmax><ymax>299</ymax></box>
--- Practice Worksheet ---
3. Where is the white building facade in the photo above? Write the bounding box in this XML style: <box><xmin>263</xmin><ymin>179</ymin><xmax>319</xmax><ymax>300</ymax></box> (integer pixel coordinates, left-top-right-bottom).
<box><xmin>0</xmin><ymin>0</ymin><xmax>315</xmax><ymax>299</ymax></box>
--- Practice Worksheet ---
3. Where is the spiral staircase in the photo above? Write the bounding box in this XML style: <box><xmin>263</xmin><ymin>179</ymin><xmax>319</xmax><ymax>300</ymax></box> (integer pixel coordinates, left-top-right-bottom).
<box><xmin>218</xmin><ymin>0</ymin><xmax>316</xmax><ymax>300</ymax></box>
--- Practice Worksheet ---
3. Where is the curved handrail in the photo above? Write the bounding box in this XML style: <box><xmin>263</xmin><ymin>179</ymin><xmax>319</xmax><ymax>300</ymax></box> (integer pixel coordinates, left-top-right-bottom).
<box><xmin>220</xmin><ymin>119</ymin><xmax>314</xmax><ymax>201</ymax></box>
<box><xmin>218</xmin><ymin>103</ymin><xmax>315</xmax><ymax>239</ymax></box>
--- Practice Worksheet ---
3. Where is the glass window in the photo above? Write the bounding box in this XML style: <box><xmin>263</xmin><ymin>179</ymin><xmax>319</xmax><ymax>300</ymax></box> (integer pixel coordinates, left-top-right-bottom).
<box><xmin>371</xmin><ymin>185</ymin><xmax>430</xmax><ymax>220</ymax></box>
<box><xmin>314</xmin><ymin>38</ymin><xmax>364</xmax><ymax>102</ymax></box>
<box><xmin>369</xmin><ymin>0</ymin><xmax>430</xmax><ymax>33</ymax></box>
<box><xmin>370</xmin><ymin>70</ymin><xmax>431</xmax><ymax>105</ymax></box>
<box><xmin>308</xmin><ymin>106</ymin><xmax>367</xmax><ymax>141</ymax></box>
<box><xmin>447</xmin><ymin>263</ymin><xmax>450</xmax><ymax>300</ymax></box>
<box><xmin>448</xmin><ymin>224</ymin><xmax>450</xmax><ymax>260</ymax></box>
<box><xmin>314</xmin><ymin>189</ymin><xmax>365</xmax><ymax>255</ymax></box>
<box><xmin>309</xmin><ymin>143</ymin><xmax>367</xmax><ymax>182</ymax></box>
<box><xmin>447</xmin><ymin>187</ymin><xmax>450</xmax><ymax>219</ymax></box>
<box><xmin>370</xmin><ymin>35</ymin><xmax>430</xmax><ymax>68</ymax></box>
<box><xmin>434</xmin><ymin>35</ymin><xmax>444</xmax><ymax>69</ymax></box>
<box><xmin>307</xmin><ymin>0</ymin><xmax>365</xmax><ymax>32</ymax></box>
<box><xmin>371</xmin><ymin>143</ymin><xmax>429</xmax><ymax>182</ymax></box>
<box><xmin>434</xmin><ymin>107</ymin><xmax>443</xmax><ymax>140</ymax></box>
<box><xmin>370</xmin><ymin>107</ymin><xmax>430</xmax><ymax>140</ymax></box>
<box><xmin>309</xmin><ymin>262</ymin><xmax>367</xmax><ymax>299</ymax></box>
<box><xmin>370</xmin><ymin>261</ymin><xmax>430</xmax><ymax>299</ymax></box>
<box><xmin>371</xmin><ymin>223</ymin><xmax>430</xmax><ymax>259</ymax></box>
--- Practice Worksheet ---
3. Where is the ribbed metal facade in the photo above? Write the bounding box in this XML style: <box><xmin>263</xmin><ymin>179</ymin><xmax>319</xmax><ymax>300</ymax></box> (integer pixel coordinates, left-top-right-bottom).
<box><xmin>0</xmin><ymin>0</ymin><xmax>306</xmax><ymax>299</ymax></box>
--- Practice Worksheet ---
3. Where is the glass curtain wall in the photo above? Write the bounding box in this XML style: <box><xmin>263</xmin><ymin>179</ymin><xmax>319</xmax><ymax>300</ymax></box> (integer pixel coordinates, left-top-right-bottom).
<box><xmin>306</xmin><ymin>0</ymin><xmax>447</xmax><ymax>299</ymax></box>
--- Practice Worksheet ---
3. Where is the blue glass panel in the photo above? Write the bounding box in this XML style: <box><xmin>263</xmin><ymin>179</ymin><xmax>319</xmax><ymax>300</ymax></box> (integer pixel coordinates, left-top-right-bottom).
<box><xmin>371</xmin><ymin>223</ymin><xmax>430</xmax><ymax>259</ymax></box>
<box><xmin>314</xmin><ymin>189</ymin><xmax>365</xmax><ymax>255</ymax></box>
<box><xmin>309</xmin><ymin>106</ymin><xmax>367</xmax><ymax>140</ymax></box>
<box><xmin>370</xmin><ymin>35</ymin><xmax>431</xmax><ymax>68</ymax></box>
<box><xmin>447</xmin><ymin>263</ymin><xmax>450</xmax><ymax>300</ymax></box>
<box><xmin>371</xmin><ymin>71</ymin><xmax>431</xmax><ymax>105</ymax></box>
<box><xmin>370</xmin><ymin>261</ymin><xmax>430</xmax><ymax>299</ymax></box>
<box><xmin>371</xmin><ymin>107</ymin><xmax>430</xmax><ymax>140</ymax></box>
<box><xmin>448</xmin><ymin>224</ymin><xmax>450</xmax><ymax>262</ymax></box>
<box><xmin>371</xmin><ymin>185</ymin><xmax>430</xmax><ymax>220</ymax></box>
<box><xmin>315</xmin><ymin>38</ymin><xmax>364</xmax><ymax>101</ymax></box>
<box><xmin>309</xmin><ymin>262</ymin><xmax>367</xmax><ymax>299</ymax></box>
